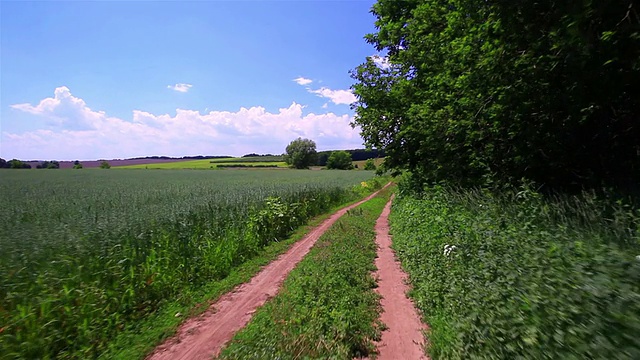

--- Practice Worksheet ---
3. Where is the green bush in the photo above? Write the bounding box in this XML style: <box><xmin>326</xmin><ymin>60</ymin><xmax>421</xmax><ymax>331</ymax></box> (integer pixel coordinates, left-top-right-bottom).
<box><xmin>326</xmin><ymin>151</ymin><xmax>353</xmax><ymax>170</ymax></box>
<box><xmin>390</xmin><ymin>184</ymin><xmax>640</xmax><ymax>359</ymax></box>
<box><xmin>363</xmin><ymin>159</ymin><xmax>376</xmax><ymax>171</ymax></box>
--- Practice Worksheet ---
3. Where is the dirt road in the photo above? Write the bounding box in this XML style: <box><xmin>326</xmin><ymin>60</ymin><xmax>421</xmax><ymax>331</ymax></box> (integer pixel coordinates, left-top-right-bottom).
<box><xmin>147</xmin><ymin>184</ymin><xmax>390</xmax><ymax>360</ymax></box>
<box><xmin>373</xmin><ymin>195</ymin><xmax>428</xmax><ymax>359</ymax></box>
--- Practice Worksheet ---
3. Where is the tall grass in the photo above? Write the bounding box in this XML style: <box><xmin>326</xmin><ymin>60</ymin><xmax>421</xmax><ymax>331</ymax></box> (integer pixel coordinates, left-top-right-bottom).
<box><xmin>391</xmin><ymin>182</ymin><xmax>640</xmax><ymax>359</ymax></box>
<box><xmin>0</xmin><ymin>169</ymin><xmax>374</xmax><ymax>359</ymax></box>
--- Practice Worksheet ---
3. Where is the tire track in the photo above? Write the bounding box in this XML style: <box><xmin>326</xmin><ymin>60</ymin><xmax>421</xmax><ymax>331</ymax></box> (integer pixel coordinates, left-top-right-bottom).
<box><xmin>147</xmin><ymin>183</ymin><xmax>391</xmax><ymax>360</ymax></box>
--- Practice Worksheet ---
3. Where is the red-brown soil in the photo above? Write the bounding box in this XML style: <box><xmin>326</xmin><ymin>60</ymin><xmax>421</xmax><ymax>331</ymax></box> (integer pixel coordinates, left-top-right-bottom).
<box><xmin>372</xmin><ymin>195</ymin><xmax>428</xmax><ymax>359</ymax></box>
<box><xmin>147</xmin><ymin>184</ymin><xmax>390</xmax><ymax>360</ymax></box>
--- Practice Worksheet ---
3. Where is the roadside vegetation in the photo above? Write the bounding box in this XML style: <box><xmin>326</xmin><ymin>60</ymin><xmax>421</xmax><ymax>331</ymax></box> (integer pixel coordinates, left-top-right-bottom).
<box><xmin>390</xmin><ymin>180</ymin><xmax>640</xmax><ymax>359</ymax></box>
<box><xmin>0</xmin><ymin>170</ymin><xmax>376</xmax><ymax>359</ymax></box>
<box><xmin>218</xmin><ymin>181</ymin><xmax>392</xmax><ymax>359</ymax></box>
<box><xmin>352</xmin><ymin>1</ymin><xmax>640</xmax><ymax>358</ymax></box>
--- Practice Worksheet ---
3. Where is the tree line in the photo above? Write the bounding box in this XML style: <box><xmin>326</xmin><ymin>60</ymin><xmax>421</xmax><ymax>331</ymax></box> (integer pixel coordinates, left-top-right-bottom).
<box><xmin>351</xmin><ymin>0</ymin><xmax>639</xmax><ymax>191</ymax></box>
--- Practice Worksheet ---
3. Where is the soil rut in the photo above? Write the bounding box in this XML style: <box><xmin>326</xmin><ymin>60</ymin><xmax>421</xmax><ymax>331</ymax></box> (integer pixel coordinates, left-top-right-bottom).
<box><xmin>373</xmin><ymin>195</ymin><xmax>428</xmax><ymax>359</ymax></box>
<box><xmin>147</xmin><ymin>184</ymin><xmax>390</xmax><ymax>360</ymax></box>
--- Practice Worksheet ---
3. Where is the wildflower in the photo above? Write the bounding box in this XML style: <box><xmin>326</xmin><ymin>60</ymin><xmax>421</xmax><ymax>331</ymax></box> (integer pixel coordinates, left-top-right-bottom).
<box><xmin>444</xmin><ymin>244</ymin><xmax>457</xmax><ymax>256</ymax></box>
<box><xmin>361</xmin><ymin>181</ymin><xmax>368</xmax><ymax>188</ymax></box>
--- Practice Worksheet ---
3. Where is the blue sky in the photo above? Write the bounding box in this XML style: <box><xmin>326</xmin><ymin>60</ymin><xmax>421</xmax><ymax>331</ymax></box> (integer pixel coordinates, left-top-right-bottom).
<box><xmin>1</xmin><ymin>0</ymin><xmax>382</xmax><ymax>160</ymax></box>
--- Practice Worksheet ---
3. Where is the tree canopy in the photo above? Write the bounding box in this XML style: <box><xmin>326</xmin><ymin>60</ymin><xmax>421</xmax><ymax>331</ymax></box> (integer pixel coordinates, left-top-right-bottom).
<box><xmin>326</xmin><ymin>151</ymin><xmax>354</xmax><ymax>170</ymax></box>
<box><xmin>285</xmin><ymin>138</ymin><xmax>317</xmax><ymax>169</ymax></box>
<box><xmin>351</xmin><ymin>0</ymin><xmax>640</xmax><ymax>190</ymax></box>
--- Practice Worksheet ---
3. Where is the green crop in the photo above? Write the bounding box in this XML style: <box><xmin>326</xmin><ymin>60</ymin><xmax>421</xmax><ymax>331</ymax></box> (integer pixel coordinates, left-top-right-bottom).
<box><xmin>0</xmin><ymin>169</ymin><xmax>374</xmax><ymax>359</ymax></box>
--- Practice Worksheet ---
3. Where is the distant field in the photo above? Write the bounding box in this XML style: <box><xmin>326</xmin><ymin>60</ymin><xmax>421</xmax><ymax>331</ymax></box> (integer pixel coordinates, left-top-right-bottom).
<box><xmin>211</xmin><ymin>156</ymin><xmax>284</xmax><ymax>163</ymax></box>
<box><xmin>115</xmin><ymin>157</ymin><xmax>287</xmax><ymax>169</ymax></box>
<box><xmin>352</xmin><ymin>157</ymin><xmax>385</xmax><ymax>169</ymax></box>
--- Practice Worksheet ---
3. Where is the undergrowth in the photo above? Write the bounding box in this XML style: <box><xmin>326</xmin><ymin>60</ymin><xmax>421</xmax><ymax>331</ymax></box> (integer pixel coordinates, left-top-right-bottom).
<box><xmin>390</xmin><ymin>181</ymin><xmax>640</xmax><ymax>359</ymax></box>
<box><xmin>217</xmin><ymin>186</ymin><xmax>393</xmax><ymax>359</ymax></box>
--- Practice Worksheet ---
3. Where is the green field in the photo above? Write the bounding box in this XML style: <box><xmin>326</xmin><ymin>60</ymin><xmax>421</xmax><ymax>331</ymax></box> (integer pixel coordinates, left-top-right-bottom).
<box><xmin>0</xmin><ymin>169</ymin><xmax>375</xmax><ymax>359</ymax></box>
<box><xmin>115</xmin><ymin>157</ymin><xmax>287</xmax><ymax>169</ymax></box>
<box><xmin>352</xmin><ymin>157</ymin><xmax>384</xmax><ymax>170</ymax></box>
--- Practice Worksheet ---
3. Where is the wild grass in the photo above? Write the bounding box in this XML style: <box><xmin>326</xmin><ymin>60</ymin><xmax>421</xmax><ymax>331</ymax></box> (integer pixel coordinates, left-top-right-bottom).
<box><xmin>390</xmin><ymin>182</ymin><xmax>640</xmax><ymax>359</ymax></box>
<box><xmin>217</xmin><ymin>185</ymin><xmax>393</xmax><ymax>359</ymax></box>
<box><xmin>0</xmin><ymin>170</ymin><xmax>375</xmax><ymax>359</ymax></box>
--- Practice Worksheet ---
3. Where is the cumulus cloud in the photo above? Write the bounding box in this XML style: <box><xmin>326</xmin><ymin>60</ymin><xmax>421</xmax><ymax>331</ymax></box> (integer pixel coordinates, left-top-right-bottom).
<box><xmin>4</xmin><ymin>87</ymin><xmax>363</xmax><ymax>160</ymax></box>
<box><xmin>293</xmin><ymin>77</ymin><xmax>313</xmax><ymax>86</ymax></box>
<box><xmin>10</xmin><ymin>86</ymin><xmax>110</xmax><ymax>130</ymax></box>
<box><xmin>309</xmin><ymin>87</ymin><xmax>357</xmax><ymax>105</ymax></box>
<box><xmin>167</xmin><ymin>83</ymin><xmax>193</xmax><ymax>92</ymax></box>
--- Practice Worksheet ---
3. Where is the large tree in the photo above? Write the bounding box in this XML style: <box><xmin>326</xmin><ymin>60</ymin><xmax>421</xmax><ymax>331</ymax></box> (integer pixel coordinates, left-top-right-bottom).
<box><xmin>284</xmin><ymin>138</ymin><xmax>317</xmax><ymax>169</ymax></box>
<box><xmin>351</xmin><ymin>0</ymin><xmax>640</xmax><ymax>190</ymax></box>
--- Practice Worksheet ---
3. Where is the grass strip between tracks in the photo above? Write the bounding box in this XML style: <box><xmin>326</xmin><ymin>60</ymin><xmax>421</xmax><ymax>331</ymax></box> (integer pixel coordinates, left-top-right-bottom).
<box><xmin>217</xmin><ymin>185</ymin><xmax>394</xmax><ymax>359</ymax></box>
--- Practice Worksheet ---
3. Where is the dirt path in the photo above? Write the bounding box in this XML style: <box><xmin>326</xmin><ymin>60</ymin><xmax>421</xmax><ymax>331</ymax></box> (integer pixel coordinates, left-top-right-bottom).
<box><xmin>373</xmin><ymin>195</ymin><xmax>428</xmax><ymax>360</ymax></box>
<box><xmin>147</xmin><ymin>184</ymin><xmax>390</xmax><ymax>360</ymax></box>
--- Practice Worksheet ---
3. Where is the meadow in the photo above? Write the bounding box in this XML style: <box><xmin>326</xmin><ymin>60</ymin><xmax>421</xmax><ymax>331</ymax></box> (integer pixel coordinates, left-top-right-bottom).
<box><xmin>0</xmin><ymin>169</ymin><xmax>375</xmax><ymax>359</ymax></box>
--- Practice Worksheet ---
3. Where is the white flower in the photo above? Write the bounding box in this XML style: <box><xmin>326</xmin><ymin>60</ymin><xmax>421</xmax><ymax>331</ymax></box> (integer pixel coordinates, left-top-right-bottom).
<box><xmin>444</xmin><ymin>244</ymin><xmax>457</xmax><ymax>256</ymax></box>
<box><xmin>636</xmin><ymin>255</ymin><xmax>640</xmax><ymax>262</ymax></box>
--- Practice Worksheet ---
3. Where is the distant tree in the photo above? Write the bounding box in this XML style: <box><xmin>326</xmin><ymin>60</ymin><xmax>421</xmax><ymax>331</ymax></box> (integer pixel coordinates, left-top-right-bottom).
<box><xmin>100</xmin><ymin>161</ymin><xmax>111</xmax><ymax>169</ymax></box>
<box><xmin>37</xmin><ymin>161</ymin><xmax>60</xmax><ymax>169</ymax></box>
<box><xmin>352</xmin><ymin>0</ymin><xmax>640</xmax><ymax>190</ymax></box>
<box><xmin>285</xmin><ymin>138</ymin><xmax>317</xmax><ymax>169</ymax></box>
<box><xmin>73</xmin><ymin>160</ymin><xmax>83</xmax><ymax>169</ymax></box>
<box><xmin>8</xmin><ymin>159</ymin><xmax>31</xmax><ymax>169</ymax></box>
<box><xmin>364</xmin><ymin>158</ymin><xmax>377</xmax><ymax>171</ymax></box>
<box><xmin>326</xmin><ymin>151</ymin><xmax>354</xmax><ymax>170</ymax></box>
<box><xmin>0</xmin><ymin>158</ymin><xmax>8</xmax><ymax>168</ymax></box>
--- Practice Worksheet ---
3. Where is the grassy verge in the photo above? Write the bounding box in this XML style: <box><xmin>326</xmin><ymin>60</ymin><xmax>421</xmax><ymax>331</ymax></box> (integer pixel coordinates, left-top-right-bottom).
<box><xmin>217</xmin><ymin>186</ymin><xmax>394</xmax><ymax>359</ymax></box>
<box><xmin>100</xmin><ymin>178</ymin><xmax>389</xmax><ymax>359</ymax></box>
<box><xmin>390</xmin><ymin>183</ymin><xmax>640</xmax><ymax>359</ymax></box>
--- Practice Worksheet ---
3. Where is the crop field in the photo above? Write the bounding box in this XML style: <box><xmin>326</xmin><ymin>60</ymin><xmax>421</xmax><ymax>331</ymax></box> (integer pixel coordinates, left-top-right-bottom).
<box><xmin>352</xmin><ymin>157</ymin><xmax>384</xmax><ymax>169</ymax></box>
<box><xmin>0</xmin><ymin>169</ymin><xmax>375</xmax><ymax>359</ymax></box>
<box><xmin>115</xmin><ymin>157</ymin><xmax>287</xmax><ymax>169</ymax></box>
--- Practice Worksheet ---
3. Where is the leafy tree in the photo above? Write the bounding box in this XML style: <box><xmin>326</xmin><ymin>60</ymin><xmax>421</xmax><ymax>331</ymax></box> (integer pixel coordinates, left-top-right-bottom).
<box><xmin>326</xmin><ymin>151</ymin><xmax>354</xmax><ymax>170</ymax></box>
<box><xmin>100</xmin><ymin>161</ymin><xmax>111</xmax><ymax>169</ymax></box>
<box><xmin>351</xmin><ymin>0</ymin><xmax>640</xmax><ymax>190</ymax></box>
<box><xmin>0</xmin><ymin>158</ymin><xmax>7</xmax><ymax>168</ymax></box>
<box><xmin>284</xmin><ymin>138</ymin><xmax>317</xmax><ymax>169</ymax></box>
<box><xmin>8</xmin><ymin>159</ymin><xmax>31</xmax><ymax>169</ymax></box>
<box><xmin>37</xmin><ymin>161</ymin><xmax>60</xmax><ymax>169</ymax></box>
<box><xmin>73</xmin><ymin>160</ymin><xmax>83</xmax><ymax>169</ymax></box>
<box><xmin>364</xmin><ymin>158</ymin><xmax>377</xmax><ymax>171</ymax></box>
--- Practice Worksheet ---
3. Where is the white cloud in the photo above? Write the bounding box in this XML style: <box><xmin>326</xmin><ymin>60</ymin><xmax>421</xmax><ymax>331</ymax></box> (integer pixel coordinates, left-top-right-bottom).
<box><xmin>322</xmin><ymin>103</ymin><xmax>328</xmax><ymax>109</ymax></box>
<box><xmin>309</xmin><ymin>87</ymin><xmax>357</xmax><ymax>105</ymax></box>
<box><xmin>371</xmin><ymin>54</ymin><xmax>391</xmax><ymax>70</ymax></box>
<box><xmin>293</xmin><ymin>77</ymin><xmax>313</xmax><ymax>86</ymax></box>
<box><xmin>167</xmin><ymin>83</ymin><xmax>193</xmax><ymax>92</ymax></box>
<box><xmin>10</xmin><ymin>86</ymin><xmax>109</xmax><ymax>130</ymax></box>
<box><xmin>3</xmin><ymin>87</ymin><xmax>363</xmax><ymax>160</ymax></box>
